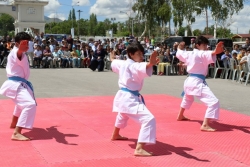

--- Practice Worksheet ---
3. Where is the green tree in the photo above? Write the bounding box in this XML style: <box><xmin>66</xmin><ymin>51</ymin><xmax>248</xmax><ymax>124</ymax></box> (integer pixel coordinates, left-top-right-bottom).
<box><xmin>132</xmin><ymin>0</ymin><xmax>161</xmax><ymax>37</ymax></box>
<box><xmin>195</xmin><ymin>0</ymin><xmax>244</xmax><ymax>34</ymax></box>
<box><xmin>177</xmin><ymin>26</ymin><xmax>185</xmax><ymax>36</ymax></box>
<box><xmin>89</xmin><ymin>13</ymin><xmax>97</xmax><ymax>36</ymax></box>
<box><xmin>132</xmin><ymin>0</ymin><xmax>245</xmax><ymax>37</ymax></box>
<box><xmin>202</xmin><ymin>25</ymin><xmax>214</xmax><ymax>35</ymax></box>
<box><xmin>193</xmin><ymin>29</ymin><xmax>202</xmax><ymax>36</ymax></box>
<box><xmin>0</xmin><ymin>14</ymin><xmax>15</xmax><ymax>36</ymax></box>
<box><xmin>95</xmin><ymin>22</ymin><xmax>106</xmax><ymax>36</ymax></box>
<box><xmin>72</xmin><ymin>8</ymin><xmax>76</xmax><ymax>21</ymax></box>
<box><xmin>78</xmin><ymin>19</ymin><xmax>89</xmax><ymax>36</ymax></box>
<box><xmin>68</xmin><ymin>10</ymin><xmax>72</xmax><ymax>20</ymax></box>
<box><xmin>157</xmin><ymin>2</ymin><xmax>171</xmax><ymax>37</ymax></box>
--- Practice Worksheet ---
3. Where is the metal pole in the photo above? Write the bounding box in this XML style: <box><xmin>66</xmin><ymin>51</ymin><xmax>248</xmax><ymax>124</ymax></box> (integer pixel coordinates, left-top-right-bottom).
<box><xmin>132</xmin><ymin>19</ymin><xmax>134</xmax><ymax>36</ymax></box>
<box><xmin>72</xmin><ymin>7</ymin><xmax>73</xmax><ymax>28</ymax></box>
<box><xmin>77</xmin><ymin>10</ymin><xmax>83</xmax><ymax>36</ymax></box>
<box><xmin>206</xmin><ymin>8</ymin><xmax>208</xmax><ymax>35</ymax></box>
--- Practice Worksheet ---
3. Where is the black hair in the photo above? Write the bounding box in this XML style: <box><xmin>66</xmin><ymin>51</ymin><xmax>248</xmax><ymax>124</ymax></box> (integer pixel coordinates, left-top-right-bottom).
<box><xmin>14</xmin><ymin>32</ymin><xmax>31</xmax><ymax>43</ymax></box>
<box><xmin>126</xmin><ymin>42</ymin><xmax>144</xmax><ymax>59</ymax></box>
<box><xmin>194</xmin><ymin>36</ymin><xmax>209</xmax><ymax>48</ymax></box>
<box><xmin>241</xmin><ymin>47</ymin><xmax>246</xmax><ymax>50</ymax></box>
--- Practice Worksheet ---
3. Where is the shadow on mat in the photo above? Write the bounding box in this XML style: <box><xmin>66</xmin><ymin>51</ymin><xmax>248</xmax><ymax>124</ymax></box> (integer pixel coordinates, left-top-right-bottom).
<box><xmin>189</xmin><ymin>120</ymin><xmax>250</xmax><ymax>134</ymax></box>
<box><xmin>128</xmin><ymin>139</ymin><xmax>209</xmax><ymax>162</ymax></box>
<box><xmin>23</xmin><ymin>126</ymin><xmax>78</xmax><ymax>145</ymax></box>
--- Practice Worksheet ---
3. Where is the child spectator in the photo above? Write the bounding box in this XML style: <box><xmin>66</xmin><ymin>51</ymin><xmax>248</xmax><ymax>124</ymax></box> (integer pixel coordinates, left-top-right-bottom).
<box><xmin>33</xmin><ymin>45</ymin><xmax>42</xmax><ymax>68</ymax></box>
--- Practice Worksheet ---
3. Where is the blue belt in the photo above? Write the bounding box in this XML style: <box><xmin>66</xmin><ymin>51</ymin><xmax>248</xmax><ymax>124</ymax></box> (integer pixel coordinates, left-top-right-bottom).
<box><xmin>8</xmin><ymin>76</ymin><xmax>37</xmax><ymax>105</ymax></box>
<box><xmin>181</xmin><ymin>73</ymin><xmax>207</xmax><ymax>97</ymax></box>
<box><xmin>121</xmin><ymin>87</ymin><xmax>145</xmax><ymax>105</ymax></box>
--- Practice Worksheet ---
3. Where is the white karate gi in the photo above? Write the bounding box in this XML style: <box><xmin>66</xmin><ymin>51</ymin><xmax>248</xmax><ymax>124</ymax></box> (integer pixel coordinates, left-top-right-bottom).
<box><xmin>111</xmin><ymin>59</ymin><xmax>156</xmax><ymax>144</ymax></box>
<box><xmin>0</xmin><ymin>46</ymin><xmax>36</xmax><ymax>129</ymax></box>
<box><xmin>176</xmin><ymin>49</ymin><xmax>220</xmax><ymax>120</ymax></box>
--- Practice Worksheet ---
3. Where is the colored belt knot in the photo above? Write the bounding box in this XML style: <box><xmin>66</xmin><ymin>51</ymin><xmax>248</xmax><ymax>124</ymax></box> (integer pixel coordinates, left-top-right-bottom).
<box><xmin>121</xmin><ymin>87</ymin><xmax>145</xmax><ymax>105</ymax></box>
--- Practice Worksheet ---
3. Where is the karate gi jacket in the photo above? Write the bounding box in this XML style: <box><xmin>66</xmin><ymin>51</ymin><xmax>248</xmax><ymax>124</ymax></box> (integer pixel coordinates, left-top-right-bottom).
<box><xmin>111</xmin><ymin>58</ymin><xmax>152</xmax><ymax>114</ymax></box>
<box><xmin>0</xmin><ymin>46</ymin><xmax>30</xmax><ymax>99</ymax></box>
<box><xmin>176</xmin><ymin>49</ymin><xmax>216</xmax><ymax>96</ymax></box>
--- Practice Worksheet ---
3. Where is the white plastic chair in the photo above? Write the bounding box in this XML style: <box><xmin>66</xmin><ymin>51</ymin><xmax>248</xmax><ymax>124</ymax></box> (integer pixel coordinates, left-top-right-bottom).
<box><xmin>228</xmin><ymin>58</ymin><xmax>240</xmax><ymax>81</ymax></box>
<box><xmin>222</xmin><ymin>59</ymin><xmax>231</xmax><ymax>79</ymax></box>
<box><xmin>207</xmin><ymin>63</ymin><xmax>215</xmax><ymax>78</ymax></box>
<box><xmin>165</xmin><ymin>56</ymin><xmax>177</xmax><ymax>75</ymax></box>
<box><xmin>213</xmin><ymin>60</ymin><xmax>225</xmax><ymax>79</ymax></box>
<box><xmin>239</xmin><ymin>63</ymin><xmax>248</xmax><ymax>84</ymax></box>
<box><xmin>243</xmin><ymin>62</ymin><xmax>250</xmax><ymax>86</ymax></box>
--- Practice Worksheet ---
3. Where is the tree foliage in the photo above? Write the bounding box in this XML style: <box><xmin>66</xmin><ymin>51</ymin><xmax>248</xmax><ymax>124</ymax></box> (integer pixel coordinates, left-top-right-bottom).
<box><xmin>0</xmin><ymin>14</ymin><xmax>15</xmax><ymax>36</ymax></box>
<box><xmin>132</xmin><ymin>0</ymin><xmax>245</xmax><ymax>37</ymax></box>
<box><xmin>0</xmin><ymin>1</ymin><xmax>247</xmax><ymax>38</ymax></box>
<box><xmin>89</xmin><ymin>13</ymin><xmax>98</xmax><ymax>36</ymax></box>
<box><xmin>72</xmin><ymin>8</ymin><xmax>76</xmax><ymax>21</ymax></box>
<box><xmin>68</xmin><ymin>10</ymin><xmax>72</xmax><ymax>20</ymax></box>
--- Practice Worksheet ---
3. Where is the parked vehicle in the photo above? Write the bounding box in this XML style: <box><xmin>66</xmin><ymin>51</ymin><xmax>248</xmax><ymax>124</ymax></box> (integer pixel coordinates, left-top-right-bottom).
<box><xmin>163</xmin><ymin>36</ymin><xmax>196</xmax><ymax>48</ymax></box>
<box><xmin>208</xmin><ymin>38</ymin><xmax>233</xmax><ymax>52</ymax></box>
<box><xmin>44</xmin><ymin>34</ymin><xmax>67</xmax><ymax>42</ymax></box>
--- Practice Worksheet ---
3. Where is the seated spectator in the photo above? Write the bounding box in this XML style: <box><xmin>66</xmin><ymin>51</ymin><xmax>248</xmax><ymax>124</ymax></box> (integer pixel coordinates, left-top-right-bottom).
<box><xmin>120</xmin><ymin>46</ymin><xmax>127</xmax><ymax>60</ymax></box>
<box><xmin>115</xmin><ymin>49</ymin><xmax>121</xmax><ymax>59</ymax></box>
<box><xmin>71</xmin><ymin>46</ymin><xmax>81</xmax><ymax>68</ymax></box>
<box><xmin>177</xmin><ymin>61</ymin><xmax>186</xmax><ymax>75</ymax></box>
<box><xmin>61</xmin><ymin>47</ymin><xmax>72</xmax><ymax>68</ymax></box>
<box><xmin>232</xmin><ymin>52</ymin><xmax>239</xmax><ymax>69</ymax></box>
<box><xmin>61</xmin><ymin>40</ymin><xmax>68</xmax><ymax>51</ymax></box>
<box><xmin>33</xmin><ymin>45</ymin><xmax>42</xmax><ymax>68</ymax></box>
<box><xmin>221</xmin><ymin>49</ymin><xmax>232</xmax><ymax>68</ymax></box>
<box><xmin>42</xmin><ymin>45</ymin><xmax>53</xmax><ymax>68</ymax></box>
<box><xmin>81</xmin><ymin>45</ymin><xmax>92</xmax><ymax>68</ymax></box>
<box><xmin>157</xmin><ymin>50</ymin><xmax>165</xmax><ymax>75</ymax></box>
<box><xmin>52</xmin><ymin>47</ymin><xmax>61</xmax><ymax>68</ymax></box>
<box><xmin>157</xmin><ymin>49</ymin><xmax>171</xmax><ymax>75</ymax></box>
<box><xmin>232</xmin><ymin>44</ymin><xmax>240</xmax><ymax>55</ymax></box>
<box><xmin>89</xmin><ymin>44</ymin><xmax>107</xmax><ymax>72</ymax></box>
<box><xmin>239</xmin><ymin>48</ymin><xmax>250</xmax><ymax>81</ymax></box>
<box><xmin>237</xmin><ymin>47</ymin><xmax>246</xmax><ymax>62</ymax></box>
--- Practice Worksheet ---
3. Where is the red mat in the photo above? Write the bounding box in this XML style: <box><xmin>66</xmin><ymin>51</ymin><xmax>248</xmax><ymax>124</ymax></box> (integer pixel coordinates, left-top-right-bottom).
<box><xmin>0</xmin><ymin>95</ymin><xmax>249</xmax><ymax>167</ymax></box>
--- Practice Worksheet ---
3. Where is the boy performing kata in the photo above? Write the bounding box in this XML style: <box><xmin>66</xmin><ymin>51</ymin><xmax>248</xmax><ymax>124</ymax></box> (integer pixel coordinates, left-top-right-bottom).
<box><xmin>110</xmin><ymin>42</ymin><xmax>159</xmax><ymax>156</ymax></box>
<box><xmin>0</xmin><ymin>32</ymin><xmax>37</xmax><ymax>141</ymax></box>
<box><xmin>176</xmin><ymin>36</ymin><xmax>224</xmax><ymax>131</ymax></box>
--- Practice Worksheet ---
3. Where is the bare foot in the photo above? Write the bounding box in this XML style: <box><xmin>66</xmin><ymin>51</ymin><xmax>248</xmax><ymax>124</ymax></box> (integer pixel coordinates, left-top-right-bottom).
<box><xmin>11</xmin><ymin>133</ymin><xmax>31</xmax><ymax>141</ymax></box>
<box><xmin>177</xmin><ymin>115</ymin><xmax>190</xmax><ymax>121</ymax></box>
<box><xmin>111</xmin><ymin>134</ymin><xmax>128</xmax><ymax>141</ymax></box>
<box><xmin>200</xmin><ymin>125</ymin><xmax>216</xmax><ymax>132</ymax></box>
<box><xmin>134</xmin><ymin>149</ymin><xmax>153</xmax><ymax>156</ymax></box>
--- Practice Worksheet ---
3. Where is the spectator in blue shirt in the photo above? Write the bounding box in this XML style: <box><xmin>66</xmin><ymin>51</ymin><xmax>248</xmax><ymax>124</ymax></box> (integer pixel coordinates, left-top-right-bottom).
<box><xmin>221</xmin><ymin>49</ymin><xmax>232</xmax><ymax>68</ymax></box>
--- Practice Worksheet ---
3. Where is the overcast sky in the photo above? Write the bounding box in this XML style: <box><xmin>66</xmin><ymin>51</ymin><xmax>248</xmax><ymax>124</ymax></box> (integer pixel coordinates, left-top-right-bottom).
<box><xmin>44</xmin><ymin>0</ymin><xmax>250</xmax><ymax>34</ymax></box>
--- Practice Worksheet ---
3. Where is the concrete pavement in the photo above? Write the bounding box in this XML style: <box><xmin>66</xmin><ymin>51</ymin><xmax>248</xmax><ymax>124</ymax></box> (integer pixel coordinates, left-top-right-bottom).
<box><xmin>0</xmin><ymin>68</ymin><xmax>249</xmax><ymax>115</ymax></box>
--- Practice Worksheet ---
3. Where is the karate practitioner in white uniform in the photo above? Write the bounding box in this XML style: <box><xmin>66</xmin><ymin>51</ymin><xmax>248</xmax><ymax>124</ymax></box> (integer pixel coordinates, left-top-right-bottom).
<box><xmin>176</xmin><ymin>36</ymin><xmax>224</xmax><ymax>131</ymax></box>
<box><xmin>110</xmin><ymin>42</ymin><xmax>159</xmax><ymax>156</ymax></box>
<box><xmin>0</xmin><ymin>32</ymin><xmax>36</xmax><ymax>141</ymax></box>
